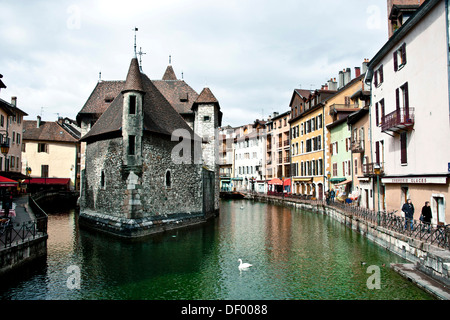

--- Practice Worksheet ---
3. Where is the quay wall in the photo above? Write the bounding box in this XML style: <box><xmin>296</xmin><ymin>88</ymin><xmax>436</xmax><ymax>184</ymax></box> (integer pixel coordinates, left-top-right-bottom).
<box><xmin>0</xmin><ymin>235</ymin><xmax>48</xmax><ymax>276</ymax></box>
<box><xmin>247</xmin><ymin>194</ymin><xmax>450</xmax><ymax>289</ymax></box>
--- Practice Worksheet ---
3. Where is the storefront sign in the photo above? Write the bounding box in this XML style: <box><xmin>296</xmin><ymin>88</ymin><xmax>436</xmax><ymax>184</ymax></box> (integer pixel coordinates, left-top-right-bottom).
<box><xmin>381</xmin><ymin>177</ymin><xmax>447</xmax><ymax>184</ymax></box>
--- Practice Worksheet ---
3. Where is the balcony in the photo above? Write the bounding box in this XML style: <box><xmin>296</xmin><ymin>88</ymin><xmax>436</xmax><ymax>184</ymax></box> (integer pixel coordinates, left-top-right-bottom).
<box><xmin>363</xmin><ymin>163</ymin><xmax>384</xmax><ymax>176</ymax></box>
<box><xmin>381</xmin><ymin>108</ymin><xmax>414</xmax><ymax>133</ymax></box>
<box><xmin>351</xmin><ymin>140</ymin><xmax>364</xmax><ymax>153</ymax></box>
<box><xmin>283</xmin><ymin>140</ymin><xmax>290</xmax><ymax>147</ymax></box>
<box><xmin>329</xmin><ymin>103</ymin><xmax>359</xmax><ymax>116</ymax></box>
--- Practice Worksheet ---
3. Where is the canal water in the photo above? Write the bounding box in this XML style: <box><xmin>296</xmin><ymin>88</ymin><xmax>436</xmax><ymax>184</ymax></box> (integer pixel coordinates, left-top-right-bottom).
<box><xmin>0</xmin><ymin>199</ymin><xmax>435</xmax><ymax>300</ymax></box>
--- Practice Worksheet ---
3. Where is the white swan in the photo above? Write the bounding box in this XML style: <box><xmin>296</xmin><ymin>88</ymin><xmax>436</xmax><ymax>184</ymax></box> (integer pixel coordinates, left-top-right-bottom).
<box><xmin>238</xmin><ymin>259</ymin><xmax>252</xmax><ymax>270</ymax></box>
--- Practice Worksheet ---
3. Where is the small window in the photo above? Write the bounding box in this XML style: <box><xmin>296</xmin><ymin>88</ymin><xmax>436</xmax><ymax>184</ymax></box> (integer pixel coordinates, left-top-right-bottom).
<box><xmin>38</xmin><ymin>143</ymin><xmax>48</xmax><ymax>153</ymax></box>
<box><xmin>165</xmin><ymin>170</ymin><xmax>171</xmax><ymax>188</ymax></box>
<box><xmin>128</xmin><ymin>135</ymin><xmax>135</xmax><ymax>155</ymax></box>
<box><xmin>100</xmin><ymin>171</ymin><xmax>105</xmax><ymax>188</ymax></box>
<box><xmin>41</xmin><ymin>165</ymin><xmax>49</xmax><ymax>178</ymax></box>
<box><xmin>394</xmin><ymin>43</ymin><xmax>407</xmax><ymax>71</ymax></box>
<box><xmin>129</xmin><ymin>95</ymin><xmax>136</xmax><ymax>114</ymax></box>
<box><xmin>203</xmin><ymin>116</ymin><xmax>210</xmax><ymax>122</ymax></box>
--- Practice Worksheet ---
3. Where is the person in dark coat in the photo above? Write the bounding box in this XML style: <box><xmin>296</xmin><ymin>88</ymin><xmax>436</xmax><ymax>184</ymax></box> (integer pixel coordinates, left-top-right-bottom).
<box><xmin>402</xmin><ymin>199</ymin><xmax>415</xmax><ymax>230</ymax></box>
<box><xmin>421</xmin><ymin>201</ymin><xmax>432</xmax><ymax>232</ymax></box>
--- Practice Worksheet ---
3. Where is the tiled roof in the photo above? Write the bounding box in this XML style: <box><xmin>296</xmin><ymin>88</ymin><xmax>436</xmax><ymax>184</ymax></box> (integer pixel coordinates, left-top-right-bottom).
<box><xmin>123</xmin><ymin>58</ymin><xmax>144</xmax><ymax>93</ymax></box>
<box><xmin>153</xmin><ymin>79</ymin><xmax>198</xmax><ymax>115</ymax></box>
<box><xmin>81</xmin><ymin>59</ymin><xmax>194</xmax><ymax>142</ymax></box>
<box><xmin>162</xmin><ymin>65</ymin><xmax>177</xmax><ymax>81</ymax></box>
<box><xmin>195</xmin><ymin>87</ymin><xmax>219</xmax><ymax>105</ymax></box>
<box><xmin>77</xmin><ymin>80</ymin><xmax>125</xmax><ymax>118</ymax></box>
<box><xmin>23</xmin><ymin>120</ymin><xmax>79</xmax><ymax>143</ymax></box>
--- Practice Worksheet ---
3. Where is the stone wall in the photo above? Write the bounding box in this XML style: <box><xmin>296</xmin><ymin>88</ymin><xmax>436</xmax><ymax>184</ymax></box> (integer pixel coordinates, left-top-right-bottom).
<box><xmin>0</xmin><ymin>236</ymin><xmax>48</xmax><ymax>276</ymax></box>
<box><xmin>247</xmin><ymin>194</ymin><xmax>450</xmax><ymax>287</ymax></box>
<box><xmin>80</xmin><ymin>132</ymin><xmax>218</xmax><ymax>238</ymax></box>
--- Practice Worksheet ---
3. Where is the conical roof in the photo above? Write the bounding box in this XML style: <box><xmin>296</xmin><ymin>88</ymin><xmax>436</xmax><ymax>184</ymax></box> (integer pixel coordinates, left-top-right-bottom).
<box><xmin>162</xmin><ymin>65</ymin><xmax>177</xmax><ymax>81</ymax></box>
<box><xmin>123</xmin><ymin>58</ymin><xmax>144</xmax><ymax>93</ymax></box>
<box><xmin>195</xmin><ymin>87</ymin><xmax>219</xmax><ymax>104</ymax></box>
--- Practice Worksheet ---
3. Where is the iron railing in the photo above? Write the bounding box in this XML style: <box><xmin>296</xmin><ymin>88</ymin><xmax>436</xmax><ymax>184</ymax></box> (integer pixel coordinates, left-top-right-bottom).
<box><xmin>247</xmin><ymin>192</ymin><xmax>450</xmax><ymax>250</ymax></box>
<box><xmin>0</xmin><ymin>195</ymin><xmax>48</xmax><ymax>249</ymax></box>
<box><xmin>381</xmin><ymin>107</ymin><xmax>415</xmax><ymax>132</ymax></box>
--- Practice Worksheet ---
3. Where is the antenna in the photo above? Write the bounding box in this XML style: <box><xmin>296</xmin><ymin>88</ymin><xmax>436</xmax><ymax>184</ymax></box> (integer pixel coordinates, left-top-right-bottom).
<box><xmin>137</xmin><ymin>47</ymin><xmax>146</xmax><ymax>71</ymax></box>
<box><xmin>132</xmin><ymin>27</ymin><xmax>138</xmax><ymax>57</ymax></box>
<box><xmin>40</xmin><ymin>106</ymin><xmax>45</xmax><ymax>118</ymax></box>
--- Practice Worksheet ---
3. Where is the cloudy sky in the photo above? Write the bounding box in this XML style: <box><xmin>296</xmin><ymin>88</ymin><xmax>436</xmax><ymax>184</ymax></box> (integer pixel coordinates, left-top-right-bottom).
<box><xmin>0</xmin><ymin>0</ymin><xmax>388</xmax><ymax>128</ymax></box>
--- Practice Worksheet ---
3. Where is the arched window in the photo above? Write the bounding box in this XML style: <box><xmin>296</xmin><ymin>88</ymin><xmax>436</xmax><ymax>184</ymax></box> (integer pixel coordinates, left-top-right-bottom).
<box><xmin>165</xmin><ymin>170</ymin><xmax>171</xmax><ymax>188</ymax></box>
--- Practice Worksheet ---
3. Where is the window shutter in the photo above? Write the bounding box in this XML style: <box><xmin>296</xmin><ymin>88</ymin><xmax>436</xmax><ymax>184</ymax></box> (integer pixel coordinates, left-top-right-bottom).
<box><xmin>336</xmin><ymin>141</ymin><xmax>338</xmax><ymax>153</ymax></box>
<box><xmin>380</xmin><ymin>99</ymin><xmax>385</xmax><ymax>125</ymax></box>
<box><xmin>396</xmin><ymin>88</ymin><xmax>400</xmax><ymax>120</ymax></box>
<box><xmin>379</xmin><ymin>65</ymin><xmax>384</xmax><ymax>83</ymax></box>
<box><xmin>355</xmin><ymin>159</ymin><xmax>358</xmax><ymax>175</ymax></box>
<box><xmin>375</xmin><ymin>102</ymin><xmax>379</xmax><ymax>126</ymax></box>
<box><xmin>374</xmin><ymin>70</ymin><xmax>378</xmax><ymax>87</ymax></box>
<box><xmin>342</xmin><ymin>162</ymin><xmax>345</xmax><ymax>176</ymax></box>
<box><xmin>393</xmin><ymin>51</ymin><xmax>398</xmax><ymax>71</ymax></box>
<box><xmin>404</xmin><ymin>82</ymin><xmax>410</xmax><ymax>119</ymax></box>
<box><xmin>400</xmin><ymin>132</ymin><xmax>407</xmax><ymax>164</ymax></box>
<box><xmin>375</xmin><ymin>141</ymin><xmax>380</xmax><ymax>164</ymax></box>
<box><xmin>401</xmin><ymin>43</ymin><xmax>407</xmax><ymax>65</ymax></box>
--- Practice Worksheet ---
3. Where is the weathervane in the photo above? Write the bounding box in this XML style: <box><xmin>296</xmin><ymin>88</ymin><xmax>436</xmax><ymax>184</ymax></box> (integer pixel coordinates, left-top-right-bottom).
<box><xmin>137</xmin><ymin>47</ymin><xmax>146</xmax><ymax>71</ymax></box>
<box><xmin>133</xmin><ymin>27</ymin><xmax>138</xmax><ymax>57</ymax></box>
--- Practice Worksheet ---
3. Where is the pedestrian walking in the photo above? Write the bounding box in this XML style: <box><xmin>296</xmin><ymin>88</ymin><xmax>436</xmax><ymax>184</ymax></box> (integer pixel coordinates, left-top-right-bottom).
<box><xmin>420</xmin><ymin>201</ymin><xmax>432</xmax><ymax>233</ymax></box>
<box><xmin>330</xmin><ymin>189</ymin><xmax>335</xmax><ymax>203</ymax></box>
<box><xmin>402</xmin><ymin>199</ymin><xmax>415</xmax><ymax>231</ymax></box>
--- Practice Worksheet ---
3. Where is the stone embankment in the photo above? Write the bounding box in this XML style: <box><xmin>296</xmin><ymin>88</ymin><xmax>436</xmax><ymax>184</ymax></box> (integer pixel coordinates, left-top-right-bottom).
<box><xmin>244</xmin><ymin>192</ymin><xmax>450</xmax><ymax>300</ymax></box>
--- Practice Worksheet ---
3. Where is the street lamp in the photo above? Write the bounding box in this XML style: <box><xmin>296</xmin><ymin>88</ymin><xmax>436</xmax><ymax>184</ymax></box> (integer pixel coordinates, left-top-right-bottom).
<box><xmin>374</xmin><ymin>163</ymin><xmax>381</xmax><ymax>225</ymax></box>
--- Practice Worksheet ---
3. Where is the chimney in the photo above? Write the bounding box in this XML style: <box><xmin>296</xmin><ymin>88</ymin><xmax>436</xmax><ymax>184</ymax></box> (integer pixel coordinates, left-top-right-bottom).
<box><xmin>338</xmin><ymin>70</ymin><xmax>344</xmax><ymax>89</ymax></box>
<box><xmin>37</xmin><ymin>115</ymin><xmax>41</xmax><ymax>128</ymax></box>
<box><xmin>328</xmin><ymin>78</ymin><xmax>338</xmax><ymax>91</ymax></box>
<box><xmin>362</xmin><ymin>59</ymin><xmax>369</xmax><ymax>74</ymax></box>
<box><xmin>355</xmin><ymin>67</ymin><xmax>361</xmax><ymax>78</ymax></box>
<box><xmin>11</xmin><ymin>96</ymin><xmax>17</xmax><ymax>107</ymax></box>
<box><xmin>343</xmin><ymin>68</ymin><xmax>352</xmax><ymax>86</ymax></box>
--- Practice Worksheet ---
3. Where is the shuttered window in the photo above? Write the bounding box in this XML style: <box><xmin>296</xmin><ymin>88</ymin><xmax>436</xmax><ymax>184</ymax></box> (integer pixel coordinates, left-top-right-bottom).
<box><xmin>375</xmin><ymin>141</ymin><xmax>380</xmax><ymax>165</ymax></box>
<box><xmin>400</xmin><ymin>132</ymin><xmax>407</xmax><ymax>164</ymax></box>
<box><xmin>375</xmin><ymin>102</ymin><xmax>379</xmax><ymax>126</ymax></box>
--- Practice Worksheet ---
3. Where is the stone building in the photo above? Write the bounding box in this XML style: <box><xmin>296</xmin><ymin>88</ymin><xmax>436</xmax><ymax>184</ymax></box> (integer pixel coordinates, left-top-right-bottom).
<box><xmin>78</xmin><ymin>57</ymin><xmax>221</xmax><ymax>238</ymax></box>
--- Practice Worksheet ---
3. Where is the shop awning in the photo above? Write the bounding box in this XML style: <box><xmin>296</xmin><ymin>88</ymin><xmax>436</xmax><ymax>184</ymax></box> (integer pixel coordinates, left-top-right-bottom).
<box><xmin>26</xmin><ymin>178</ymin><xmax>70</xmax><ymax>185</ymax></box>
<box><xmin>335</xmin><ymin>179</ymin><xmax>352</xmax><ymax>186</ymax></box>
<box><xmin>0</xmin><ymin>175</ymin><xmax>18</xmax><ymax>187</ymax></box>
<box><xmin>293</xmin><ymin>178</ymin><xmax>312</xmax><ymax>182</ymax></box>
<box><xmin>268</xmin><ymin>178</ymin><xmax>283</xmax><ymax>185</ymax></box>
<box><xmin>330</xmin><ymin>177</ymin><xmax>346</xmax><ymax>183</ymax></box>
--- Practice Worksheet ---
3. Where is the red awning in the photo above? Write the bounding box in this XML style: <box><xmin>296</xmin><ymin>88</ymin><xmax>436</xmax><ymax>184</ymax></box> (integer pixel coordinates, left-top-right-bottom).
<box><xmin>0</xmin><ymin>175</ymin><xmax>18</xmax><ymax>187</ymax></box>
<box><xmin>283</xmin><ymin>178</ymin><xmax>291</xmax><ymax>186</ymax></box>
<box><xmin>26</xmin><ymin>178</ymin><xmax>70</xmax><ymax>185</ymax></box>
<box><xmin>268</xmin><ymin>178</ymin><xmax>283</xmax><ymax>185</ymax></box>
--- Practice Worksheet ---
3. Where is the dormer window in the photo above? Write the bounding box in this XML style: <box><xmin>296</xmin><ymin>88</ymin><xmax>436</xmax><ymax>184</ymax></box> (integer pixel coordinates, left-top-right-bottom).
<box><xmin>105</xmin><ymin>96</ymin><xmax>114</xmax><ymax>103</ymax></box>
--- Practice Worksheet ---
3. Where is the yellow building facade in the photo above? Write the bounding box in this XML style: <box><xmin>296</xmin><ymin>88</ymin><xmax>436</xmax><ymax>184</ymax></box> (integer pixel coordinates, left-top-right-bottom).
<box><xmin>289</xmin><ymin>89</ymin><xmax>336</xmax><ymax>200</ymax></box>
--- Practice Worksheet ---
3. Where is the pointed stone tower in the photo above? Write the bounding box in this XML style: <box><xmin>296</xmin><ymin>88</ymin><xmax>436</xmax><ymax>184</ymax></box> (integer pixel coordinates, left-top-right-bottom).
<box><xmin>122</xmin><ymin>58</ymin><xmax>145</xmax><ymax>169</ymax></box>
<box><xmin>121</xmin><ymin>58</ymin><xmax>145</xmax><ymax>219</ymax></box>
<box><xmin>192</xmin><ymin>87</ymin><xmax>222</xmax><ymax>212</ymax></box>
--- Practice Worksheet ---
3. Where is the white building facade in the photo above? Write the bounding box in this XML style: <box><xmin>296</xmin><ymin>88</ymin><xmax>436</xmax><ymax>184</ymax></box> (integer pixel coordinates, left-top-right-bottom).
<box><xmin>366</xmin><ymin>0</ymin><xmax>450</xmax><ymax>224</ymax></box>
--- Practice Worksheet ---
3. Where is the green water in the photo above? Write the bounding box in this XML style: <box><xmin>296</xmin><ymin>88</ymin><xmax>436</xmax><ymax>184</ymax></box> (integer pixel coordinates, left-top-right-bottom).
<box><xmin>0</xmin><ymin>200</ymin><xmax>435</xmax><ymax>300</ymax></box>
